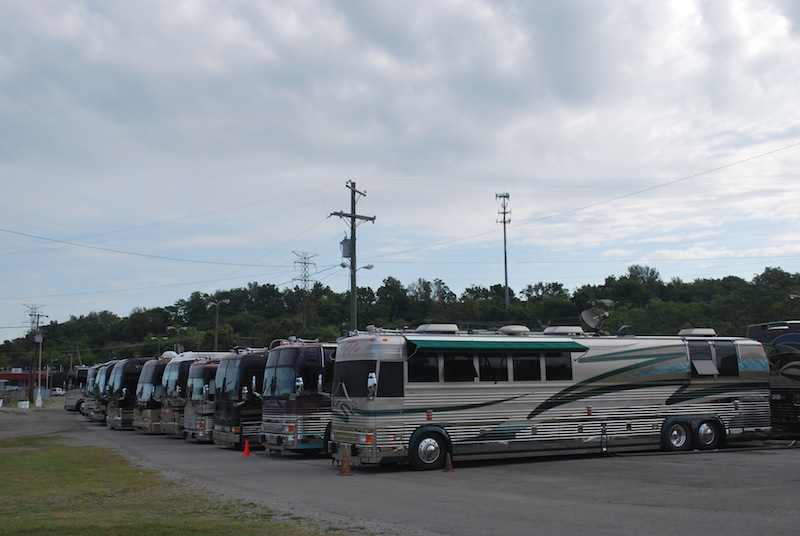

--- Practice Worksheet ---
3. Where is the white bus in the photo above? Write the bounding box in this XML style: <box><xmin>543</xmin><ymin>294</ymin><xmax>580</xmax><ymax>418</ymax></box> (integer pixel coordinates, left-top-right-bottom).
<box><xmin>329</xmin><ymin>318</ymin><xmax>771</xmax><ymax>470</ymax></box>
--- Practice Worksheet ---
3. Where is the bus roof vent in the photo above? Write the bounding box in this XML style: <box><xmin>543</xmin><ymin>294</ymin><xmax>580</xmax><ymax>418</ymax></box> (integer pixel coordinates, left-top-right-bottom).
<box><xmin>415</xmin><ymin>323</ymin><xmax>460</xmax><ymax>334</ymax></box>
<box><xmin>678</xmin><ymin>328</ymin><xmax>717</xmax><ymax>337</ymax></box>
<box><xmin>499</xmin><ymin>325</ymin><xmax>531</xmax><ymax>336</ymax></box>
<box><xmin>543</xmin><ymin>326</ymin><xmax>585</xmax><ymax>335</ymax></box>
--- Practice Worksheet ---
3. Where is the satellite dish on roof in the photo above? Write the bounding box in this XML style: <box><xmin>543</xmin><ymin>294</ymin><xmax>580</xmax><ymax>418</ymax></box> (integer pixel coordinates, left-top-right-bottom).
<box><xmin>581</xmin><ymin>309</ymin><xmax>609</xmax><ymax>333</ymax></box>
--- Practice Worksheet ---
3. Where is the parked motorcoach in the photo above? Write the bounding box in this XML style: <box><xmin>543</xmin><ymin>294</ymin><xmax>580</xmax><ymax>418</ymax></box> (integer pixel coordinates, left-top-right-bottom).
<box><xmin>107</xmin><ymin>357</ymin><xmax>152</xmax><ymax>430</ymax></box>
<box><xmin>213</xmin><ymin>348</ymin><xmax>267</xmax><ymax>449</ymax></box>
<box><xmin>184</xmin><ymin>356</ymin><xmax>225</xmax><ymax>443</ymax></box>
<box><xmin>81</xmin><ymin>364</ymin><xmax>101</xmax><ymax>417</ymax></box>
<box><xmin>330</xmin><ymin>312</ymin><xmax>772</xmax><ymax>470</ymax></box>
<box><xmin>132</xmin><ymin>352</ymin><xmax>175</xmax><ymax>434</ymax></box>
<box><xmin>64</xmin><ymin>365</ymin><xmax>89</xmax><ymax>413</ymax></box>
<box><xmin>161</xmin><ymin>352</ymin><xmax>230</xmax><ymax>438</ymax></box>
<box><xmin>747</xmin><ymin>321</ymin><xmax>800</xmax><ymax>434</ymax></box>
<box><xmin>260</xmin><ymin>339</ymin><xmax>336</xmax><ymax>454</ymax></box>
<box><xmin>89</xmin><ymin>360</ymin><xmax>119</xmax><ymax>424</ymax></box>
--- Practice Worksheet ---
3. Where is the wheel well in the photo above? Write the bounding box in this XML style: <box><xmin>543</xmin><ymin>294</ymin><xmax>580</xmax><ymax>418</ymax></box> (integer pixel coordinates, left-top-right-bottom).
<box><xmin>409</xmin><ymin>426</ymin><xmax>452</xmax><ymax>453</ymax></box>
<box><xmin>661</xmin><ymin>416</ymin><xmax>727</xmax><ymax>447</ymax></box>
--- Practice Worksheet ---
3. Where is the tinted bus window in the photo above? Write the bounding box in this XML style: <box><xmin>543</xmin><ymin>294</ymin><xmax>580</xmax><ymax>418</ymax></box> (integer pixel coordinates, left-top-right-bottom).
<box><xmin>443</xmin><ymin>353</ymin><xmax>476</xmax><ymax>382</ymax></box>
<box><xmin>544</xmin><ymin>353</ymin><xmax>572</xmax><ymax>381</ymax></box>
<box><xmin>408</xmin><ymin>353</ymin><xmax>439</xmax><ymax>382</ymax></box>
<box><xmin>512</xmin><ymin>355</ymin><xmax>541</xmax><ymax>381</ymax></box>
<box><xmin>479</xmin><ymin>354</ymin><xmax>508</xmax><ymax>382</ymax></box>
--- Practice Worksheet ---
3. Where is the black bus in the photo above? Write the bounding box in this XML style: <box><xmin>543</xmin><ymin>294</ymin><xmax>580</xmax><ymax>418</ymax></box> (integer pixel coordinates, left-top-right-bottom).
<box><xmin>260</xmin><ymin>339</ymin><xmax>336</xmax><ymax>454</ymax></box>
<box><xmin>213</xmin><ymin>348</ymin><xmax>267</xmax><ymax>449</ymax></box>
<box><xmin>747</xmin><ymin>321</ymin><xmax>800</xmax><ymax>434</ymax></box>
<box><xmin>107</xmin><ymin>357</ymin><xmax>152</xmax><ymax>430</ymax></box>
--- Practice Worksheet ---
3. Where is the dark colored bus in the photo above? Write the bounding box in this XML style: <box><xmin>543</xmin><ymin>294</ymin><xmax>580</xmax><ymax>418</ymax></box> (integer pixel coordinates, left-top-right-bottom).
<box><xmin>184</xmin><ymin>357</ymin><xmax>224</xmax><ymax>443</ymax></box>
<box><xmin>107</xmin><ymin>357</ymin><xmax>152</xmax><ymax>430</ymax></box>
<box><xmin>132</xmin><ymin>353</ymin><xmax>175</xmax><ymax>434</ymax></box>
<box><xmin>747</xmin><ymin>321</ymin><xmax>800</xmax><ymax>434</ymax></box>
<box><xmin>89</xmin><ymin>360</ymin><xmax>119</xmax><ymax>424</ymax></box>
<box><xmin>213</xmin><ymin>348</ymin><xmax>267</xmax><ymax>449</ymax></box>
<box><xmin>260</xmin><ymin>339</ymin><xmax>336</xmax><ymax>454</ymax></box>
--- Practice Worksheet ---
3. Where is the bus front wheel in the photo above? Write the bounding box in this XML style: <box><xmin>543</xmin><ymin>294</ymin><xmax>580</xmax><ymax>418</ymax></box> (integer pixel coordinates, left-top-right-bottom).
<box><xmin>663</xmin><ymin>421</ymin><xmax>691</xmax><ymax>452</ymax></box>
<box><xmin>410</xmin><ymin>432</ymin><xmax>447</xmax><ymax>470</ymax></box>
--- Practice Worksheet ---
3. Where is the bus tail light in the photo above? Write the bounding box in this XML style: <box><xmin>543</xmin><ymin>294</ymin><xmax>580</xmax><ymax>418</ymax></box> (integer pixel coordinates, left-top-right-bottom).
<box><xmin>359</xmin><ymin>433</ymin><xmax>373</xmax><ymax>444</ymax></box>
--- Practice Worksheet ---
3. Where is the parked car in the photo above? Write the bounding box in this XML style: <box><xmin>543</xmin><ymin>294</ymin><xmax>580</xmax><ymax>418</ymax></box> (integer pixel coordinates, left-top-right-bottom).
<box><xmin>51</xmin><ymin>387</ymin><xmax>65</xmax><ymax>396</ymax></box>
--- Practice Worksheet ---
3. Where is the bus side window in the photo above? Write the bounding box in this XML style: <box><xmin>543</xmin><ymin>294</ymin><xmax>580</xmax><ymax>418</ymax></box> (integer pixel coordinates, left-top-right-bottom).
<box><xmin>377</xmin><ymin>362</ymin><xmax>404</xmax><ymax>397</ymax></box>
<box><xmin>443</xmin><ymin>353</ymin><xmax>477</xmax><ymax>382</ymax></box>
<box><xmin>715</xmin><ymin>341</ymin><xmax>739</xmax><ymax>377</ymax></box>
<box><xmin>408</xmin><ymin>353</ymin><xmax>439</xmax><ymax>382</ymax></box>
<box><xmin>544</xmin><ymin>353</ymin><xmax>572</xmax><ymax>381</ymax></box>
<box><xmin>512</xmin><ymin>355</ymin><xmax>541</xmax><ymax>381</ymax></box>
<box><xmin>479</xmin><ymin>354</ymin><xmax>508</xmax><ymax>382</ymax></box>
<box><xmin>689</xmin><ymin>341</ymin><xmax>720</xmax><ymax>377</ymax></box>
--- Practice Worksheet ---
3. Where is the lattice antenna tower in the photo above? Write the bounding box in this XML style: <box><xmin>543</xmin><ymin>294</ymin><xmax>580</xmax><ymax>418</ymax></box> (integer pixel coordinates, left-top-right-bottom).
<box><xmin>293</xmin><ymin>251</ymin><xmax>318</xmax><ymax>293</ymax></box>
<box><xmin>24</xmin><ymin>304</ymin><xmax>46</xmax><ymax>334</ymax></box>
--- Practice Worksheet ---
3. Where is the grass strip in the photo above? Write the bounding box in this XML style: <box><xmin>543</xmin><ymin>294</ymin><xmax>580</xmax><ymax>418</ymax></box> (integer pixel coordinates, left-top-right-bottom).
<box><xmin>0</xmin><ymin>435</ymin><xmax>328</xmax><ymax>536</ymax></box>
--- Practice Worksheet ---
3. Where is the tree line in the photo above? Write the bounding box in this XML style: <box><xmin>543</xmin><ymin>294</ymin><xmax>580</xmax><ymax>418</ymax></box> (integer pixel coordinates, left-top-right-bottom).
<box><xmin>3</xmin><ymin>265</ymin><xmax>800</xmax><ymax>372</ymax></box>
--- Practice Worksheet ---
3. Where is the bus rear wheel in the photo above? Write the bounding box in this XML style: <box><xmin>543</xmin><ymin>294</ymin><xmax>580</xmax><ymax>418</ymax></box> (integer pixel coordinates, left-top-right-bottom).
<box><xmin>410</xmin><ymin>432</ymin><xmax>447</xmax><ymax>471</ymax></box>
<box><xmin>663</xmin><ymin>421</ymin><xmax>691</xmax><ymax>452</ymax></box>
<box><xmin>695</xmin><ymin>420</ymin><xmax>721</xmax><ymax>450</ymax></box>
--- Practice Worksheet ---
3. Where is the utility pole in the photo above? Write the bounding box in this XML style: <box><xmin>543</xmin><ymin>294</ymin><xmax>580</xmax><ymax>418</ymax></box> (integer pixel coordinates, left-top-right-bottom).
<box><xmin>496</xmin><ymin>193</ymin><xmax>511</xmax><ymax>312</ymax></box>
<box><xmin>331</xmin><ymin>181</ymin><xmax>375</xmax><ymax>332</ymax></box>
<box><xmin>25</xmin><ymin>305</ymin><xmax>47</xmax><ymax>406</ymax></box>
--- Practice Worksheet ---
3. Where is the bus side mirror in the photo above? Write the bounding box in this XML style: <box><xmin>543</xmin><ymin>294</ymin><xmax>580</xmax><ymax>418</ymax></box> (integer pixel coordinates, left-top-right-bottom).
<box><xmin>367</xmin><ymin>372</ymin><xmax>377</xmax><ymax>399</ymax></box>
<box><xmin>295</xmin><ymin>377</ymin><xmax>305</xmax><ymax>394</ymax></box>
<box><xmin>121</xmin><ymin>387</ymin><xmax>127</xmax><ymax>400</ymax></box>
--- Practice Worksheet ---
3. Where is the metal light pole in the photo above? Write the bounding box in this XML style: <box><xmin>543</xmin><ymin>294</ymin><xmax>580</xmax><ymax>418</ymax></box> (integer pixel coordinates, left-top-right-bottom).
<box><xmin>167</xmin><ymin>325</ymin><xmax>188</xmax><ymax>352</ymax></box>
<box><xmin>151</xmin><ymin>336</ymin><xmax>167</xmax><ymax>355</ymax></box>
<box><xmin>207</xmin><ymin>299</ymin><xmax>230</xmax><ymax>351</ymax></box>
<box><xmin>341</xmin><ymin>261</ymin><xmax>374</xmax><ymax>331</ymax></box>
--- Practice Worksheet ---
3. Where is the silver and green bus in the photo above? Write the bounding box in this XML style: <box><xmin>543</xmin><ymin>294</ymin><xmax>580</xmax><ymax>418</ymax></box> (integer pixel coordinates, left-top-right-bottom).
<box><xmin>132</xmin><ymin>352</ymin><xmax>175</xmax><ymax>434</ymax></box>
<box><xmin>330</xmin><ymin>320</ymin><xmax>771</xmax><ymax>470</ymax></box>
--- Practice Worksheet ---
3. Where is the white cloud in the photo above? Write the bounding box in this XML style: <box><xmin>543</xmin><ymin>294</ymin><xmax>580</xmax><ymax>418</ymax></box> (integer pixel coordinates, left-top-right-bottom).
<box><xmin>2</xmin><ymin>0</ymin><xmax>800</xmax><ymax>339</ymax></box>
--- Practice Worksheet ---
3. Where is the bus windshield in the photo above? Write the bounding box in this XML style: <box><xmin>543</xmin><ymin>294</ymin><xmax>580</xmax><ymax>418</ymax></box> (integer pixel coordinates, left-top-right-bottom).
<box><xmin>218</xmin><ymin>359</ymin><xmax>242</xmax><ymax>400</ymax></box>
<box><xmin>332</xmin><ymin>359</ymin><xmax>376</xmax><ymax>399</ymax></box>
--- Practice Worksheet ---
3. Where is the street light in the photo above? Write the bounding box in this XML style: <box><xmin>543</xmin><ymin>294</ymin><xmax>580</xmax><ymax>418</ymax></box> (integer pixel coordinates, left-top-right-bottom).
<box><xmin>341</xmin><ymin>262</ymin><xmax>374</xmax><ymax>332</ymax></box>
<box><xmin>167</xmin><ymin>325</ymin><xmax>188</xmax><ymax>352</ymax></box>
<box><xmin>151</xmin><ymin>336</ymin><xmax>167</xmax><ymax>354</ymax></box>
<box><xmin>207</xmin><ymin>299</ymin><xmax>230</xmax><ymax>351</ymax></box>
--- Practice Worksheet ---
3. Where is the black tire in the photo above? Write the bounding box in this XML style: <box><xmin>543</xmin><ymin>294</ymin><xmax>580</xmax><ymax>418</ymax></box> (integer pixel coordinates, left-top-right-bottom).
<box><xmin>695</xmin><ymin>420</ymin><xmax>722</xmax><ymax>450</ymax></box>
<box><xmin>663</xmin><ymin>421</ymin><xmax>692</xmax><ymax>452</ymax></box>
<box><xmin>410</xmin><ymin>432</ymin><xmax>447</xmax><ymax>470</ymax></box>
<box><xmin>75</xmin><ymin>400</ymin><xmax>84</xmax><ymax>414</ymax></box>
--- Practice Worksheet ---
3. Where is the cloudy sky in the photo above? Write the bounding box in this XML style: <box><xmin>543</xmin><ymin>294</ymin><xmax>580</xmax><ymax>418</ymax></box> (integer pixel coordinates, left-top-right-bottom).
<box><xmin>2</xmin><ymin>0</ymin><xmax>800</xmax><ymax>341</ymax></box>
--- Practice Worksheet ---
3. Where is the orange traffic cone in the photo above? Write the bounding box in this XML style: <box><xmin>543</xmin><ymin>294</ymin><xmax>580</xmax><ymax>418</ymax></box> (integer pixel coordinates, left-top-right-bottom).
<box><xmin>444</xmin><ymin>452</ymin><xmax>453</xmax><ymax>472</ymax></box>
<box><xmin>242</xmin><ymin>440</ymin><xmax>251</xmax><ymax>457</ymax></box>
<box><xmin>338</xmin><ymin>448</ymin><xmax>353</xmax><ymax>476</ymax></box>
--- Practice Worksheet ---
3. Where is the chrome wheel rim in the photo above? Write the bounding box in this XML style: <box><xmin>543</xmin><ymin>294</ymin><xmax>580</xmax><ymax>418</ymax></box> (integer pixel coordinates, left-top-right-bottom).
<box><xmin>417</xmin><ymin>437</ymin><xmax>441</xmax><ymax>465</ymax></box>
<box><xmin>669</xmin><ymin>424</ymin><xmax>688</xmax><ymax>449</ymax></box>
